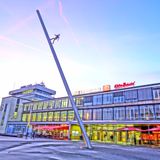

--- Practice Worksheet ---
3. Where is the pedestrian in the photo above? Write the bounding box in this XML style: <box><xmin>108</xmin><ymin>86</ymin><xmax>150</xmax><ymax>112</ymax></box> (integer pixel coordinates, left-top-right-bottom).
<box><xmin>25</xmin><ymin>132</ymin><xmax>28</xmax><ymax>139</ymax></box>
<box><xmin>110</xmin><ymin>135</ymin><xmax>113</xmax><ymax>141</ymax></box>
<box><xmin>134</xmin><ymin>136</ymin><xmax>136</xmax><ymax>145</ymax></box>
<box><xmin>32</xmin><ymin>130</ymin><xmax>36</xmax><ymax>139</ymax></box>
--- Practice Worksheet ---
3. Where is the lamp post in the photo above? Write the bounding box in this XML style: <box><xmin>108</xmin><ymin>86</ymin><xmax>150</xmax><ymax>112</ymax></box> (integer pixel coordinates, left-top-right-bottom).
<box><xmin>36</xmin><ymin>9</ymin><xmax>92</xmax><ymax>149</ymax></box>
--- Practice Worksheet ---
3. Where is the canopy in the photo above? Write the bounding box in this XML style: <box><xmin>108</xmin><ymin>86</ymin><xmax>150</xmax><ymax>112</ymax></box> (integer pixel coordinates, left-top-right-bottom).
<box><xmin>145</xmin><ymin>127</ymin><xmax>160</xmax><ymax>132</ymax></box>
<box><xmin>117</xmin><ymin>126</ymin><xmax>142</xmax><ymax>132</ymax></box>
<box><xmin>34</xmin><ymin>125</ymin><xmax>69</xmax><ymax>131</ymax></box>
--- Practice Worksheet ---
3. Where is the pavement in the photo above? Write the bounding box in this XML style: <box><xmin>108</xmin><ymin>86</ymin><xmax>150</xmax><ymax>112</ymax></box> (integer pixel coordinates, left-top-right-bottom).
<box><xmin>0</xmin><ymin>136</ymin><xmax>159</xmax><ymax>160</ymax></box>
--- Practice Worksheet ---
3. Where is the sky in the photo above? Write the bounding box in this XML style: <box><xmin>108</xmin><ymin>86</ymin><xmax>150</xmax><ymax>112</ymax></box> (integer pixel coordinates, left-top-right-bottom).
<box><xmin>1</xmin><ymin>0</ymin><xmax>160</xmax><ymax>99</ymax></box>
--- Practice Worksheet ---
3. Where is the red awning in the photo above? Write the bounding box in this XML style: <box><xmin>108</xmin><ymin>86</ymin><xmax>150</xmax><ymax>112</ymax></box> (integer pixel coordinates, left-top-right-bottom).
<box><xmin>34</xmin><ymin>125</ymin><xmax>69</xmax><ymax>131</ymax></box>
<box><xmin>117</xmin><ymin>127</ymin><xmax>142</xmax><ymax>132</ymax></box>
<box><xmin>145</xmin><ymin>127</ymin><xmax>160</xmax><ymax>132</ymax></box>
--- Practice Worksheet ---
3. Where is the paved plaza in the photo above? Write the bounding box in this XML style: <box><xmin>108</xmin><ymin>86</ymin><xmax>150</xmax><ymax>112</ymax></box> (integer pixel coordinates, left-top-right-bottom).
<box><xmin>0</xmin><ymin>136</ymin><xmax>159</xmax><ymax>160</ymax></box>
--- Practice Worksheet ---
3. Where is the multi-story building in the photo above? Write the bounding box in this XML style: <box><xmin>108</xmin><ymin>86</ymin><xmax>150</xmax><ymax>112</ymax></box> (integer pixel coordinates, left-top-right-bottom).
<box><xmin>0</xmin><ymin>83</ymin><xmax>56</xmax><ymax>134</ymax></box>
<box><xmin>1</xmin><ymin>82</ymin><xmax>160</xmax><ymax>146</ymax></box>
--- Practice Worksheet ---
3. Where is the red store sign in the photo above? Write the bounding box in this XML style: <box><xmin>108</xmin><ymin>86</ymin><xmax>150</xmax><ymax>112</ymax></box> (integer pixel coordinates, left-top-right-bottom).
<box><xmin>114</xmin><ymin>81</ymin><xmax>135</xmax><ymax>89</ymax></box>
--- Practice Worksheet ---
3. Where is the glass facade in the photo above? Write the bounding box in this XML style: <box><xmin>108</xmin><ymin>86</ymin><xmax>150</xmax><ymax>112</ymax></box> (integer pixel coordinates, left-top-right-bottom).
<box><xmin>61</xmin><ymin>98</ymin><xmax>68</xmax><ymax>108</ymax></box>
<box><xmin>9</xmin><ymin>83</ymin><xmax>160</xmax><ymax>147</ymax></box>
<box><xmin>68</xmin><ymin>110</ymin><xmax>74</xmax><ymax>121</ymax></box>
<box><xmin>93</xmin><ymin>109</ymin><xmax>102</xmax><ymax>120</ymax></box>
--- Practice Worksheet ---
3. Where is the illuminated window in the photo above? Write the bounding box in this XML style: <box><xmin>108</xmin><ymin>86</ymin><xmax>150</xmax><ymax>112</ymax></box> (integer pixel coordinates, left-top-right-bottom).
<box><xmin>37</xmin><ymin>113</ymin><xmax>42</xmax><ymax>121</ymax></box>
<box><xmin>61</xmin><ymin>111</ymin><xmax>67</xmax><ymax>121</ymax></box>
<box><xmin>61</xmin><ymin>98</ymin><xmax>68</xmax><ymax>108</ymax></box>
<box><xmin>42</xmin><ymin>112</ymin><xmax>48</xmax><ymax>121</ymax></box>
<box><xmin>22</xmin><ymin>114</ymin><xmax>27</xmax><ymax>122</ymax></box>
<box><xmin>75</xmin><ymin>97</ymin><xmax>83</xmax><ymax>106</ymax></box>
<box><xmin>78</xmin><ymin>110</ymin><xmax>83</xmax><ymax>119</ymax></box>
<box><xmin>68</xmin><ymin>110</ymin><xmax>74</xmax><ymax>121</ymax></box>
<box><xmin>54</xmin><ymin>111</ymin><xmax>60</xmax><ymax>121</ymax></box>
<box><xmin>31</xmin><ymin>113</ymin><xmax>36</xmax><ymax>122</ymax></box>
<box><xmin>83</xmin><ymin>109</ymin><xmax>92</xmax><ymax>120</ymax></box>
<box><xmin>48</xmin><ymin>112</ymin><xmax>53</xmax><ymax>121</ymax></box>
<box><xmin>13</xmin><ymin>112</ymin><xmax>18</xmax><ymax>119</ymax></box>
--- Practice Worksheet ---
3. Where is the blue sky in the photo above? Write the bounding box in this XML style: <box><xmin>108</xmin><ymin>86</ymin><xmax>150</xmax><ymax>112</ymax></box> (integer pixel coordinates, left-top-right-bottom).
<box><xmin>0</xmin><ymin>0</ymin><xmax>160</xmax><ymax>99</ymax></box>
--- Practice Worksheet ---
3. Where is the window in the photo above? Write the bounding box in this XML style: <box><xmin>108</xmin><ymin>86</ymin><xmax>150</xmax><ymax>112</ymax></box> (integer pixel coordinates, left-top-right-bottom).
<box><xmin>61</xmin><ymin>98</ymin><xmax>68</xmax><ymax>108</ymax></box>
<box><xmin>42</xmin><ymin>112</ymin><xmax>48</xmax><ymax>121</ymax></box>
<box><xmin>93</xmin><ymin>95</ymin><xmax>102</xmax><ymax>105</ymax></box>
<box><xmin>139</xmin><ymin>105</ymin><xmax>155</xmax><ymax>120</ymax></box>
<box><xmin>33</xmin><ymin>103</ymin><xmax>38</xmax><ymax>110</ymax></box>
<box><xmin>155</xmin><ymin>105</ymin><xmax>160</xmax><ymax>119</ymax></box>
<box><xmin>84</xmin><ymin>96</ymin><xmax>93</xmax><ymax>106</ymax></box>
<box><xmin>78</xmin><ymin>110</ymin><xmax>83</xmax><ymax>119</ymax></box>
<box><xmin>55</xmin><ymin>99</ymin><xmax>61</xmax><ymax>108</ymax></box>
<box><xmin>124</xmin><ymin>90</ymin><xmax>138</xmax><ymax>102</ymax></box>
<box><xmin>37</xmin><ymin>102</ymin><xmax>43</xmax><ymax>110</ymax></box>
<box><xmin>68</xmin><ymin>110</ymin><xmax>74</xmax><ymax>121</ymax></box>
<box><xmin>22</xmin><ymin>114</ymin><xmax>27</xmax><ymax>122</ymax></box>
<box><xmin>0</xmin><ymin>104</ymin><xmax>8</xmax><ymax>126</ymax></box>
<box><xmin>48</xmin><ymin>100</ymin><xmax>54</xmax><ymax>109</ymax></box>
<box><xmin>113</xmin><ymin>92</ymin><xmax>124</xmax><ymax>104</ymax></box>
<box><xmin>126</xmin><ymin>106</ymin><xmax>139</xmax><ymax>120</ymax></box>
<box><xmin>103</xmin><ymin>93</ymin><xmax>113</xmax><ymax>104</ymax></box>
<box><xmin>13</xmin><ymin>112</ymin><xmax>18</xmax><ymax>119</ymax></box>
<box><xmin>60</xmin><ymin>111</ymin><xmax>67</xmax><ymax>121</ymax></box>
<box><xmin>75</xmin><ymin>97</ymin><xmax>83</xmax><ymax>106</ymax></box>
<box><xmin>153</xmin><ymin>89</ymin><xmax>160</xmax><ymax>99</ymax></box>
<box><xmin>114</xmin><ymin>107</ymin><xmax>125</xmax><ymax>120</ymax></box>
<box><xmin>93</xmin><ymin>109</ymin><xmax>102</xmax><ymax>120</ymax></box>
<box><xmin>43</xmin><ymin>102</ymin><xmax>48</xmax><ymax>110</ymax></box>
<box><xmin>83</xmin><ymin>109</ymin><xmax>92</xmax><ymax>120</ymax></box>
<box><xmin>48</xmin><ymin>112</ymin><xmax>53</xmax><ymax>121</ymax></box>
<box><xmin>138</xmin><ymin>88</ymin><xmax>152</xmax><ymax>101</ymax></box>
<box><xmin>23</xmin><ymin>104</ymin><xmax>29</xmax><ymax>111</ymax></box>
<box><xmin>31</xmin><ymin>113</ymin><xmax>36</xmax><ymax>122</ymax></box>
<box><xmin>37</xmin><ymin>113</ymin><xmax>42</xmax><ymax>121</ymax></box>
<box><xmin>103</xmin><ymin>108</ymin><xmax>113</xmax><ymax>120</ymax></box>
<box><xmin>113</xmin><ymin>96</ymin><xmax>125</xmax><ymax>104</ymax></box>
<box><xmin>54</xmin><ymin>111</ymin><xmax>60</xmax><ymax>121</ymax></box>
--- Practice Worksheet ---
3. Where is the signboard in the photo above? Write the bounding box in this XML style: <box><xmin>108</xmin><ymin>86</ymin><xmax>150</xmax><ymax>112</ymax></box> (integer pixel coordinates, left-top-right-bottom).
<box><xmin>74</xmin><ymin>88</ymin><xmax>101</xmax><ymax>95</ymax></box>
<box><xmin>114</xmin><ymin>81</ymin><xmax>135</xmax><ymax>89</ymax></box>
<box><xmin>102</xmin><ymin>85</ymin><xmax>111</xmax><ymax>91</ymax></box>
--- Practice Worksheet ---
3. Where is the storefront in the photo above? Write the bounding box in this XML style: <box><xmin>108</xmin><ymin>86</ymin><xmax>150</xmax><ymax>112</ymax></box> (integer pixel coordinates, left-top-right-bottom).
<box><xmin>70</xmin><ymin>124</ymin><xmax>160</xmax><ymax>146</ymax></box>
<box><xmin>33</xmin><ymin>124</ymin><xmax>69</xmax><ymax>140</ymax></box>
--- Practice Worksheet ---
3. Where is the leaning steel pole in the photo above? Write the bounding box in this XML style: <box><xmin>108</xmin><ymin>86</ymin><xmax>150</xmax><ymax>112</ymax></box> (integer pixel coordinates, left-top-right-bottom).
<box><xmin>36</xmin><ymin>10</ymin><xmax>92</xmax><ymax>149</ymax></box>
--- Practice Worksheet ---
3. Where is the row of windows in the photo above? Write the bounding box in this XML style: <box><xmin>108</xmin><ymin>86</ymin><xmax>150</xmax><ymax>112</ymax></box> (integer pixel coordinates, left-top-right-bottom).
<box><xmin>23</xmin><ymin>88</ymin><xmax>160</xmax><ymax>111</ymax></box>
<box><xmin>22</xmin><ymin>104</ymin><xmax>160</xmax><ymax>122</ymax></box>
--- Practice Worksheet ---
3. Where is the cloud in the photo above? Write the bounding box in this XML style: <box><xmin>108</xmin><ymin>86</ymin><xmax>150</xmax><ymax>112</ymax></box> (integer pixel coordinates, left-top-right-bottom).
<box><xmin>0</xmin><ymin>35</ymin><xmax>44</xmax><ymax>54</ymax></box>
<box><xmin>58</xmin><ymin>0</ymin><xmax>79</xmax><ymax>45</ymax></box>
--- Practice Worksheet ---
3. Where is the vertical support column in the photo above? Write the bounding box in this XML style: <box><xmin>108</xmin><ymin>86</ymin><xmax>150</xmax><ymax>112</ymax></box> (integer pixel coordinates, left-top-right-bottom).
<box><xmin>36</xmin><ymin>10</ymin><xmax>92</xmax><ymax>149</ymax></box>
